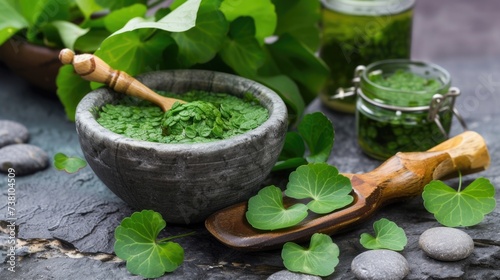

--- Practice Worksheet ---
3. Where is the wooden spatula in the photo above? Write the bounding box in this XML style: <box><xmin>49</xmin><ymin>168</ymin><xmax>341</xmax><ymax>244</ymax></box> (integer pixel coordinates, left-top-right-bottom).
<box><xmin>59</xmin><ymin>48</ymin><xmax>184</xmax><ymax>111</ymax></box>
<box><xmin>205</xmin><ymin>131</ymin><xmax>490</xmax><ymax>251</ymax></box>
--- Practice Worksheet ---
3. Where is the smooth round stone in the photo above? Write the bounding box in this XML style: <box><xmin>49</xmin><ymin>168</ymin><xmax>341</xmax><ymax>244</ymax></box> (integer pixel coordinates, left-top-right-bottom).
<box><xmin>0</xmin><ymin>120</ymin><xmax>29</xmax><ymax>148</ymax></box>
<box><xmin>267</xmin><ymin>270</ymin><xmax>322</xmax><ymax>280</ymax></box>
<box><xmin>0</xmin><ymin>144</ymin><xmax>49</xmax><ymax>175</ymax></box>
<box><xmin>419</xmin><ymin>227</ymin><xmax>474</xmax><ymax>261</ymax></box>
<box><xmin>351</xmin><ymin>249</ymin><xmax>409</xmax><ymax>280</ymax></box>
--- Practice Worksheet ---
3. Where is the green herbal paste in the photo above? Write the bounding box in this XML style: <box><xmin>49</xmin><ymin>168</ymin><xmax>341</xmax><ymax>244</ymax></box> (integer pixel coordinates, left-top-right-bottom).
<box><xmin>97</xmin><ymin>91</ymin><xmax>269</xmax><ymax>143</ymax></box>
<box><xmin>357</xmin><ymin>71</ymin><xmax>451</xmax><ymax>160</ymax></box>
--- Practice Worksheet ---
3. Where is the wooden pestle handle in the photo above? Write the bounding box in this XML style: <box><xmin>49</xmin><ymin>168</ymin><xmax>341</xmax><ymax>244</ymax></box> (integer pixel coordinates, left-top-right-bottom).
<box><xmin>59</xmin><ymin>49</ymin><xmax>184</xmax><ymax>111</ymax></box>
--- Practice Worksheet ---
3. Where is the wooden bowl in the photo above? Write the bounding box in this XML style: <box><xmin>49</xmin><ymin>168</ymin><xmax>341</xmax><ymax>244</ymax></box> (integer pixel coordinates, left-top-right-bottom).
<box><xmin>75</xmin><ymin>70</ymin><xmax>288</xmax><ymax>224</ymax></box>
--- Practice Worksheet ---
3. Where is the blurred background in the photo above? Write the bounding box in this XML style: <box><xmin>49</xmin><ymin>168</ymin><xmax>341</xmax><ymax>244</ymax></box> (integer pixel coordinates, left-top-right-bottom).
<box><xmin>412</xmin><ymin>0</ymin><xmax>500</xmax><ymax>60</ymax></box>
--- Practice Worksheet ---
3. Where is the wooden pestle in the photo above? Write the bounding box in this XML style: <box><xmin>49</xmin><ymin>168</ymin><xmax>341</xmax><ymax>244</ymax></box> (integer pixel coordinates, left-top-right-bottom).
<box><xmin>59</xmin><ymin>49</ymin><xmax>184</xmax><ymax>111</ymax></box>
<box><xmin>205</xmin><ymin>131</ymin><xmax>491</xmax><ymax>251</ymax></box>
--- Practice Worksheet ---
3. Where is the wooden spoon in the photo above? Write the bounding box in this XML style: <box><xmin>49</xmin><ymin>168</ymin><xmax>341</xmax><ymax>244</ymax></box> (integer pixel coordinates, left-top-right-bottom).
<box><xmin>59</xmin><ymin>48</ymin><xmax>184</xmax><ymax>111</ymax></box>
<box><xmin>205</xmin><ymin>131</ymin><xmax>490</xmax><ymax>251</ymax></box>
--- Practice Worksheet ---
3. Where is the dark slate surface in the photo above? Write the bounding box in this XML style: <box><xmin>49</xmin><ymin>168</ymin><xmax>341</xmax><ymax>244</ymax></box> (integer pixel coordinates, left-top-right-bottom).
<box><xmin>1</xmin><ymin>1</ymin><xmax>500</xmax><ymax>279</ymax></box>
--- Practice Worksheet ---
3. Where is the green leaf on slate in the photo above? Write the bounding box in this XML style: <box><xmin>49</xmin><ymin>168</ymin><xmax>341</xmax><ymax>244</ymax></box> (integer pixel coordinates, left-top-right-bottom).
<box><xmin>298</xmin><ymin>112</ymin><xmax>334</xmax><ymax>163</ymax></box>
<box><xmin>422</xmin><ymin>177</ymin><xmax>496</xmax><ymax>227</ymax></box>
<box><xmin>114</xmin><ymin>210</ymin><xmax>184</xmax><ymax>278</ymax></box>
<box><xmin>282</xmin><ymin>233</ymin><xmax>339</xmax><ymax>277</ymax></box>
<box><xmin>246</xmin><ymin>185</ymin><xmax>308</xmax><ymax>230</ymax></box>
<box><xmin>53</xmin><ymin>153</ymin><xmax>87</xmax><ymax>173</ymax></box>
<box><xmin>360</xmin><ymin>218</ymin><xmax>407</xmax><ymax>251</ymax></box>
<box><xmin>285</xmin><ymin>163</ymin><xmax>353</xmax><ymax>214</ymax></box>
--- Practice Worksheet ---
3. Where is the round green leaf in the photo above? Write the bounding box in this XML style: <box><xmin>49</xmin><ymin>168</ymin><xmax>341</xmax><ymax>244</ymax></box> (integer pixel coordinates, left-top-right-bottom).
<box><xmin>246</xmin><ymin>185</ymin><xmax>308</xmax><ymax>230</ymax></box>
<box><xmin>297</xmin><ymin>112</ymin><xmax>334</xmax><ymax>163</ymax></box>
<box><xmin>114</xmin><ymin>210</ymin><xmax>184</xmax><ymax>278</ymax></box>
<box><xmin>56</xmin><ymin>65</ymin><xmax>93</xmax><ymax>121</ymax></box>
<box><xmin>171</xmin><ymin>0</ymin><xmax>229</xmax><ymax>67</ymax></box>
<box><xmin>282</xmin><ymin>233</ymin><xmax>339</xmax><ymax>277</ymax></box>
<box><xmin>359</xmin><ymin>218</ymin><xmax>407</xmax><ymax>251</ymax></box>
<box><xmin>285</xmin><ymin>163</ymin><xmax>353</xmax><ymax>214</ymax></box>
<box><xmin>53</xmin><ymin>153</ymin><xmax>87</xmax><ymax>173</ymax></box>
<box><xmin>220</xmin><ymin>0</ymin><xmax>276</xmax><ymax>44</ymax></box>
<box><xmin>422</xmin><ymin>178</ymin><xmax>496</xmax><ymax>227</ymax></box>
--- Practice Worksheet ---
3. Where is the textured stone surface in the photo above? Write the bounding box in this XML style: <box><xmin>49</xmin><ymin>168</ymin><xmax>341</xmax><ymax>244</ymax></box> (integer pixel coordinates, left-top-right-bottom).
<box><xmin>76</xmin><ymin>70</ymin><xmax>288</xmax><ymax>224</ymax></box>
<box><xmin>351</xmin><ymin>250</ymin><xmax>409</xmax><ymax>280</ymax></box>
<box><xmin>419</xmin><ymin>227</ymin><xmax>474</xmax><ymax>261</ymax></box>
<box><xmin>267</xmin><ymin>270</ymin><xmax>322</xmax><ymax>280</ymax></box>
<box><xmin>0</xmin><ymin>144</ymin><xmax>48</xmax><ymax>175</ymax></box>
<box><xmin>0</xmin><ymin>120</ymin><xmax>29</xmax><ymax>148</ymax></box>
<box><xmin>0</xmin><ymin>1</ymin><xmax>500</xmax><ymax>279</ymax></box>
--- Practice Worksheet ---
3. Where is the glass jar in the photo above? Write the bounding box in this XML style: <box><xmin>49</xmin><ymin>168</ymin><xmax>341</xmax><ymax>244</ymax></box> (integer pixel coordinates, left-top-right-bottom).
<box><xmin>355</xmin><ymin>60</ymin><xmax>467</xmax><ymax>160</ymax></box>
<box><xmin>319</xmin><ymin>0</ymin><xmax>415</xmax><ymax>113</ymax></box>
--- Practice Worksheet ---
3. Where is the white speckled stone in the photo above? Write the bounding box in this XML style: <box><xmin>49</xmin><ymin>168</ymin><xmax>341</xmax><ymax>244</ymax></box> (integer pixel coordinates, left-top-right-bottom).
<box><xmin>0</xmin><ymin>144</ymin><xmax>48</xmax><ymax>175</ymax></box>
<box><xmin>351</xmin><ymin>250</ymin><xmax>409</xmax><ymax>280</ymax></box>
<box><xmin>267</xmin><ymin>270</ymin><xmax>321</xmax><ymax>280</ymax></box>
<box><xmin>419</xmin><ymin>227</ymin><xmax>474</xmax><ymax>261</ymax></box>
<box><xmin>0</xmin><ymin>120</ymin><xmax>29</xmax><ymax>148</ymax></box>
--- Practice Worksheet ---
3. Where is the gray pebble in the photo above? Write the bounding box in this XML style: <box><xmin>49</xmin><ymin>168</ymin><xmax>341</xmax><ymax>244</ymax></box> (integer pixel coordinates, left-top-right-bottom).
<box><xmin>0</xmin><ymin>120</ymin><xmax>29</xmax><ymax>148</ymax></box>
<box><xmin>419</xmin><ymin>227</ymin><xmax>474</xmax><ymax>261</ymax></box>
<box><xmin>0</xmin><ymin>144</ymin><xmax>49</xmax><ymax>175</ymax></box>
<box><xmin>267</xmin><ymin>270</ymin><xmax>322</xmax><ymax>280</ymax></box>
<box><xmin>351</xmin><ymin>249</ymin><xmax>409</xmax><ymax>280</ymax></box>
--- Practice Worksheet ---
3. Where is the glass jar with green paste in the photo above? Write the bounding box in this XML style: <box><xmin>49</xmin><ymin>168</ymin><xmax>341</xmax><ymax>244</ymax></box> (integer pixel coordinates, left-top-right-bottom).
<box><xmin>355</xmin><ymin>60</ymin><xmax>467</xmax><ymax>160</ymax></box>
<box><xmin>319</xmin><ymin>0</ymin><xmax>415</xmax><ymax>113</ymax></box>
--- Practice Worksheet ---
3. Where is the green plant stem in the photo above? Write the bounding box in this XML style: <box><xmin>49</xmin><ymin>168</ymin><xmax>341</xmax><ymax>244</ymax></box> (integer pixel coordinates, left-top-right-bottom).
<box><xmin>157</xmin><ymin>231</ymin><xmax>196</xmax><ymax>243</ymax></box>
<box><xmin>457</xmin><ymin>170</ymin><xmax>462</xmax><ymax>192</ymax></box>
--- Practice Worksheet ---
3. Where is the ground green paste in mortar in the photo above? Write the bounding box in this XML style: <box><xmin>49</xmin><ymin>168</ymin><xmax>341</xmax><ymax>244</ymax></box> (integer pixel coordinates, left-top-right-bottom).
<box><xmin>97</xmin><ymin>91</ymin><xmax>269</xmax><ymax>143</ymax></box>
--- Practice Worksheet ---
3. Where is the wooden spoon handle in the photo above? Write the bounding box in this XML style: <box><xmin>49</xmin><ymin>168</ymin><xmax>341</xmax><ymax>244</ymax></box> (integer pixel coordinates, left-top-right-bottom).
<box><xmin>427</xmin><ymin>130</ymin><xmax>490</xmax><ymax>177</ymax></box>
<box><xmin>59</xmin><ymin>49</ymin><xmax>182</xmax><ymax>111</ymax></box>
<box><xmin>361</xmin><ymin>131</ymin><xmax>490</xmax><ymax>204</ymax></box>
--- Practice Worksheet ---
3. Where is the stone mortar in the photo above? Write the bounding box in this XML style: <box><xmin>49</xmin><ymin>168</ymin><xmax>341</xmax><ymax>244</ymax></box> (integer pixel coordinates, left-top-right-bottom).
<box><xmin>75</xmin><ymin>70</ymin><xmax>288</xmax><ymax>224</ymax></box>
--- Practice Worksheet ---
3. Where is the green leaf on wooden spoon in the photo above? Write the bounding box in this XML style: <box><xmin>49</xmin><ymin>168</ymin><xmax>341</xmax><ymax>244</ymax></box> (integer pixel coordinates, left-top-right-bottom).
<box><xmin>285</xmin><ymin>163</ymin><xmax>353</xmax><ymax>214</ymax></box>
<box><xmin>246</xmin><ymin>185</ymin><xmax>308</xmax><ymax>230</ymax></box>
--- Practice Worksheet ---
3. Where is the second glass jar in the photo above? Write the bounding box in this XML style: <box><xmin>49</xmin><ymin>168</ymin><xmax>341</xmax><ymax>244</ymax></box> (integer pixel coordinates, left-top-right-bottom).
<box><xmin>355</xmin><ymin>60</ymin><xmax>462</xmax><ymax>160</ymax></box>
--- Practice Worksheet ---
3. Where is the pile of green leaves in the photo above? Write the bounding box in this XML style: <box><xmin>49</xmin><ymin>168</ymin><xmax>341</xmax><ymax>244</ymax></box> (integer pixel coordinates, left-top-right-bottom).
<box><xmin>1</xmin><ymin>0</ymin><xmax>328</xmax><ymax>122</ymax></box>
